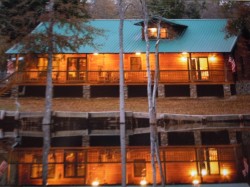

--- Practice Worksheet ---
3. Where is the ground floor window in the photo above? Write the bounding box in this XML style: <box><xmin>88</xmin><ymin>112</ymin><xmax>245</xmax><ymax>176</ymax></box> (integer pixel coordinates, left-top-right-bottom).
<box><xmin>64</xmin><ymin>151</ymin><xmax>86</xmax><ymax>177</ymax></box>
<box><xmin>200</xmin><ymin>148</ymin><xmax>219</xmax><ymax>176</ymax></box>
<box><xmin>134</xmin><ymin>159</ymin><xmax>146</xmax><ymax>177</ymax></box>
<box><xmin>30</xmin><ymin>153</ymin><xmax>55</xmax><ymax>179</ymax></box>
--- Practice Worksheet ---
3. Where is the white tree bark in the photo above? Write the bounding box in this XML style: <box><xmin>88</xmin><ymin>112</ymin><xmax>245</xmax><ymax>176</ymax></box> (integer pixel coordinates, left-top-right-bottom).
<box><xmin>140</xmin><ymin>1</ymin><xmax>165</xmax><ymax>187</ymax></box>
<box><xmin>42</xmin><ymin>0</ymin><xmax>54</xmax><ymax>186</ymax></box>
<box><xmin>118</xmin><ymin>1</ymin><xmax>126</xmax><ymax>187</ymax></box>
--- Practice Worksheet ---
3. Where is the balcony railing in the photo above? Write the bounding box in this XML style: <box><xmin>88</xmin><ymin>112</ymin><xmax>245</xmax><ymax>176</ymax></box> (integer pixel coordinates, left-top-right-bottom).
<box><xmin>11</xmin><ymin>70</ymin><xmax>233</xmax><ymax>84</ymax></box>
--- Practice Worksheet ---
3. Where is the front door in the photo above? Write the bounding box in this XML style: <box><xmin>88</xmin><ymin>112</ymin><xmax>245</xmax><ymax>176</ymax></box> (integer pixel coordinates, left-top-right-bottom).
<box><xmin>189</xmin><ymin>58</ymin><xmax>209</xmax><ymax>81</ymax></box>
<box><xmin>67</xmin><ymin>57</ymin><xmax>87</xmax><ymax>81</ymax></box>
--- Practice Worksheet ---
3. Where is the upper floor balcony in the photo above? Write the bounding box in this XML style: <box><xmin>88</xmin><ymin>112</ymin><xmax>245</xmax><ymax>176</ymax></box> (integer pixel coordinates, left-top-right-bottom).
<box><xmin>10</xmin><ymin>69</ymin><xmax>233</xmax><ymax>85</ymax></box>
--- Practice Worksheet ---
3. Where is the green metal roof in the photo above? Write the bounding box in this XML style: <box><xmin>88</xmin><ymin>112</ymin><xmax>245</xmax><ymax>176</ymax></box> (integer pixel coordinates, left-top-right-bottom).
<box><xmin>6</xmin><ymin>19</ymin><xmax>238</xmax><ymax>54</ymax></box>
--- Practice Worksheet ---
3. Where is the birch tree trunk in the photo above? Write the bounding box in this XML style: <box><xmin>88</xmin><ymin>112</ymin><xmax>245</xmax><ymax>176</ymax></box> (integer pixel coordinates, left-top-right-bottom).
<box><xmin>154</xmin><ymin>21</ymin><xmax>165</xmax><ymax>187</ymax></box>
<box><xmin>118</xmin><ymin>1</ymin><xmax>126</xmax><ymax>187</ymax></box>
<box><xmin>42</xmin><ymin>1</ymin><xmax>54</xmax><ymax>186</ymax></box>
<box><xmin>140</xmin><ymin>1</ymin><xmax>157</xmax><ymax>186</ymax></box>
<box><xmin>140</xmin><ymin>1</ymin><xmax>165</xmax><ymax>187</ymax></box>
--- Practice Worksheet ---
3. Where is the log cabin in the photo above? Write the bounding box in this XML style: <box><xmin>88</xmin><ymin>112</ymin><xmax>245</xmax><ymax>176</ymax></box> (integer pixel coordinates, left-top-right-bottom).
<box><xmin>1</xmin><ymin>18</ymin><xmax>249</xmax><ymax>187</ymax></box>
<box><xmin>2</xmin><ymin>18</ymin><xmax>238</xmax><ymax>98</ymax></box>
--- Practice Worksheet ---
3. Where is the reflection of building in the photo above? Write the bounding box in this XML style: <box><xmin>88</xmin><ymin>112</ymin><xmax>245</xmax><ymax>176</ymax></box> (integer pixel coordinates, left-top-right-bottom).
<box><xmin>0</xmin><ymin>111</ymin><xmax>250</xmax><ymax>186</ymax></box>
<box><xmin>3</xmin><ymin>18</ymin><xmax>239</xmax><ymax>98</ymax></box>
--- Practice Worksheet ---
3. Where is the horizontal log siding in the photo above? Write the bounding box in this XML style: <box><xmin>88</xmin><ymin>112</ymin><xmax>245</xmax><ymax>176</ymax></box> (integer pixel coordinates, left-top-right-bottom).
<box><xmin>159</xmin><ymin>53</ymin><xmax>189</xmax><ymax>82</ymax></box>
<box><xmin>13</xmin><ymin>53</ymin><xmax>232</xmax><ymax>85</ymax></box>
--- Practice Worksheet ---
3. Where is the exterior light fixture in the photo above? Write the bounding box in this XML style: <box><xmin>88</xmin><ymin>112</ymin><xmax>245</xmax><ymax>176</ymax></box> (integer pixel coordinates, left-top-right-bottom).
<box><xmin>181</xmin><ymin>57</ymin><xmax>187</xmax><ymax>62</ymax></box>
<box><xmin>93</xmin><ymin>53</ymin><xmax>99</xmax><ymax>55</ymax></box>
<box><xmin>222</xmin><ymin>169</ymin><xmax>228</xmax><ymax>176</ymax></box>
<box><xmin>92</xmin><ymin>180</ymin><xmax>99</xmax><ymax>186</ymax></box>
<box><xmin>192</xmin><ymin>179</ymin><xmax>199</xmax><ymax>185</ymax></box>
<box><xmin>140</xmin><ymin>179</ymin><xmax>147</xmax><ymax>186</ymax></box>
<box><xmin>201</xmin><ymin>169</ymin><xmax>207</xmax><ymax>176</ymax></box>
<box><xmin>181</xmin><ymin>52</ymin><xmax>188</xmax><ymax>62</ymax></box>
<box><xmin>191</xmin><ymin>170</ymin><xmax>197</xmax><ymax>177</ymax></box>
<box><xmin>136</xmin><ymin>52</ymin><xmax>141</xmax><ymax>55</ymax></box>
<box><xmin>209</xmin><ymin>56</ymin><xmax>216</xmax><ymax>62</ymax></box>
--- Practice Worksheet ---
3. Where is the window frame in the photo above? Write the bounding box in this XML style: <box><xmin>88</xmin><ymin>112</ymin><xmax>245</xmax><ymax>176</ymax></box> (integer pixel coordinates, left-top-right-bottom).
<box><xmin>130</xmin><ymin>57</ymin><xmax>142</xmax><ymax>71</ymax></box>
<box><xmin>64</xmin><ymin>151</ymin><xmax>86</xmax><ymax>178</ymax></box>
<box><xmin>30</xmin><ymin>153</ymin><xmax>55</xmax><ymax>179</ymax></box>
<box><xmin>134</xmin><ymin>159</ymin><xmax>146</xmax><ymax>177</ymax></box>
<box><xmin>148</xmin><ymin>27</ymin><xmax>168</xmax><ymax>39</ymax></box>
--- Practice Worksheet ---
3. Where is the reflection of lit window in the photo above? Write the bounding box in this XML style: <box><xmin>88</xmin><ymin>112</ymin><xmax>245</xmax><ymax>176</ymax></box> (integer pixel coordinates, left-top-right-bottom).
<box><xmin>208</xmin><ymin>148</ymin><xmax>219</xmax><ymax>174</ymax></box>
<box><xmin>31</xmin><ymin>155</ymin><xmax>42</xmax><ymax>179</ymax></box>
<box><xmin>30</xmin><ymin>153</ymin><xmax>55</xmax><ymax>179</ymax></box>
<box><xmin>200</xmin><ymin>148</ymin><xmax>219</xmax><ymax>176</ymax></box>
<box><xmin>64</xmin><ymin>151</ymin><xmax>85</xmax><ymax>178</ymax></box>
<box><xmin>134</xmin><ymin>159</ymin><xmax>146</xmax><ymax>177</ymax></box>
<box><xmin>48</xmin><ymin>153</ymin><xmax>56</xmax><ymax>178</ymax></box>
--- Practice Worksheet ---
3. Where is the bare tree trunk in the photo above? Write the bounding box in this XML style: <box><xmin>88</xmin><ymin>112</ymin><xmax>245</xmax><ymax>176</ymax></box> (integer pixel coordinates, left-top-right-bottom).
<box><xmin>140</xmin><ymin>1</ymin><xmax>157</xmax><ymax>186</ymax></box>
<box><xmin>42</xmin><ymin>1</ymin><xmax>54</xmax><ymax>186</ymax></box>
<box><xmin>42</xmin><ymin>34</ymin><xmax>53</xmax><ymax>187</ymax></box>
<box><xmin>154</xmin><ymin>21</ymin><xmax>165</xmax><ymax>187</ymax></box>
<box><xmin>140</xmin><ymin>1</ymin><xmax>165</xmax><ymax>187</ymax></box>
<box><xmin>118</xmin><ymin>1</ymin><xmax>126</xmax><ymax>187</ymax></box>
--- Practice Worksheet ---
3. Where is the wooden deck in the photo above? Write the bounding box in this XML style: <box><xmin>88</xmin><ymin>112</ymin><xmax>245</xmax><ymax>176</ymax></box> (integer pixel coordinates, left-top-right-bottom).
<box><xmin>9</xmin><ymin>70</ymin><xmax>233</xmax><ymax>85</ymax></box>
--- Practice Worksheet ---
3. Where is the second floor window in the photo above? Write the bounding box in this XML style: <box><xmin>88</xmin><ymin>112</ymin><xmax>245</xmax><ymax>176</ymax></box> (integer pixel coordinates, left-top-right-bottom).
<box><xmin>148</xmin><ymin>28</ymin><xmax>168</xmax><ymax>39</ymax></box>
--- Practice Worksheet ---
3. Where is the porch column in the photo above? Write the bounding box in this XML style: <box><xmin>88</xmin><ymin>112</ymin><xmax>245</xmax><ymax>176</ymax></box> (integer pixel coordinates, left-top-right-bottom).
<box><xmin>228</xmin><ymin>131</ymin><xmax>237</xmax><ymax>144</ymax></box>
<box><xmin>158</xmin><ymin>84</ymin><xmax>165</xmax><ymax>98</ymax></box>
<box><xmin>124</xmin><ymin>85</ymin><xmax>128</xmax><ymax>99</ymax></box>
<box><xmin>160</xmin><ymin>132</ymin><xmax>168</xmax><ymax>146</ymax></box>
<box><xmin>223</xmin><ymin>84</ymin><xmax>231</xmax><ymax>98</ymax></box>
<box><xmin>190</xmin><ymin>84</ymin><xmax>197</xmax><ymax>98</ymax></box>
<box><xmin>82</xmin><ymin>85</ymin><xmax>90</xmax><ymax>99</ymax></box>
<box><xmin>194</xmin><ymin>130</ymin><xmax>202</xmax><ymax>145</ymax></box>
<box><xmin>82</xmin><ymin>135</ymin><xmax>90</xmax><ymax>146</ymax></box>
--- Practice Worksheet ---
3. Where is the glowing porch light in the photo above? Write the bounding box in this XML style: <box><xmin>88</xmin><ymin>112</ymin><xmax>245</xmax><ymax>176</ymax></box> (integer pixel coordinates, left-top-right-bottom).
<box><xmin>136</xmin><ymin>52</ymin><xmax>141</xmax><ymax>55</ymax></box>
<box><xmin>140</xmin><ymin>179</ymin><xmax>147</xmax><ymax>186</ymax></box>
<box><xmin>192</xmin><ymin>179</ymin><xmax>199</xmax><ymax>185</ymax></box>
<box><xmin>222</xmin><ymin>169</ymin><xmax>229</xmax><ymax>176</ymax></box>
<box><xmin>92</xmin><ymin>180</ymin><xmax>99</xmax><ymax>186</ymax></box>
<box><xmin>191</xmin><ymin>170</ymin><xmax>197</xmax><ymax>177</ymax></box>
<box><xmin>209</xmin><ymin>56</ymin><xmax>216</xmax><ymax>62</ymax></box>
<box><xmin>181</xmin><ymin>56</ymin><xmax>187</xmax><ymax>62</ymax></box>
<box><xmin>181</xmin><ymin>52</ymin><xmax>188</xmax><ymax>62</ymax></box>
<box><xmin>93</xmin><ymin>53</ymin><xmax>99</xmax><ymax>55</ymax></box>
<box><xmin>201</xmin><ymin>169</ymin><xmax>207</xmax><ymax>176</ymax></box>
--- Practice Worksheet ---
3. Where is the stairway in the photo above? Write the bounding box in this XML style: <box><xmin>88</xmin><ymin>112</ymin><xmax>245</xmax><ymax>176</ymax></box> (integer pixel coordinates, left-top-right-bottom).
<box><xmin>0</xmin><ymin>74</ymin><xmax>14</xmax><ymax>97</ymax></box>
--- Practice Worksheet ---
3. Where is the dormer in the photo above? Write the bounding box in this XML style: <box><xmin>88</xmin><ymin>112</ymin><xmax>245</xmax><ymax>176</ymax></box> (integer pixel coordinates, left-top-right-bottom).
<box><xmin>135</xmin><ymin>17</ymin><xmax>188</xmax><ymax>40</ymax></box>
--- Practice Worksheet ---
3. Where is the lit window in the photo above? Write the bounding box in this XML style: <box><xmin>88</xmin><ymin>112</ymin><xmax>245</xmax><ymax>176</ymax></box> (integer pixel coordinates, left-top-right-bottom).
<box><xmin>130</xmin><ymin>57</ymin><xmax>142</xmax><ymax>71</ymax></box>
<box><xmin>64</xmin><ymin>151</ymin><xmax>86</xmax><ymax>178</ymax></box>
<box><xmin>30</xmin><ymin>155</ymin><xmax>42</xmax><ymax>179</ymax></box>
<box><xmin>30</xmin><ymin>153</ymin><xmax>55</xmax><ymax>179</ymax></box>
<box><xmin>134</xmin><ymin>159</ymin><xmax>146</xmax><ymax>177</ymax></box>
<box><xmin>200</xmin><ymin>148</ymin><xmax>219</xmax><ymax>176</ymax></box>
<box><xmin>148</xmin><ymin>28</ymin><xmax>168</xmax><ymax>39</ymax></box>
